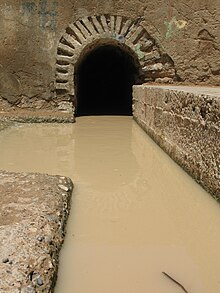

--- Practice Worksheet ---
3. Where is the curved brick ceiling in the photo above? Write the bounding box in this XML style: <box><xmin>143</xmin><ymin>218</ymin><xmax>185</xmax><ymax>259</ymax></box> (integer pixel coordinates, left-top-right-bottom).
<box><xmin>55</xmin><ymin>15</ymin><xmax>177</xmax><ymax>99</ymax></box>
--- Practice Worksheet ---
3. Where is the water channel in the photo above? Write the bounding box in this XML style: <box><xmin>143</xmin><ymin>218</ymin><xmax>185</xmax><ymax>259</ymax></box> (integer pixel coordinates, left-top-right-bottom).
<box><xmin>0</xmin><ymin>116</ymin><xmax>220</xmax><ymax>293</ymax></box>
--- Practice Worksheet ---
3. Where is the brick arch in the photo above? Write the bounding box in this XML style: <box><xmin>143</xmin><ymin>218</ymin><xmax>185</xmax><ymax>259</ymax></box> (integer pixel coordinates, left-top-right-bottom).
<box><xmin>55</xmin><ymin>15</ymin><xmax>177</xmax><ymax>113</ymax></box>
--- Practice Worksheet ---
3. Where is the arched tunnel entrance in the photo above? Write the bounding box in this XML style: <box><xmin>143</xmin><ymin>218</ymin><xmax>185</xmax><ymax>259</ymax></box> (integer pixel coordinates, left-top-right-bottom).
<box><xmin>75</xmin><ymin>43</ymin><xmax>140</xmax><ymax>116</ymax></box>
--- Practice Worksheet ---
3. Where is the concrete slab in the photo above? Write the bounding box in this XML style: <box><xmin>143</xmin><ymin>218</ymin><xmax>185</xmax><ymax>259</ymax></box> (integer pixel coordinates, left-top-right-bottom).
<box><xmin>0</xmin><ymin>109</ymin><xmax>74</xmax><ymax>123</ymax></box>
<box><xmin>144</xmin><ymin>85</ymin><xmax>220</xmax><ymax>97</ymax></box>
<box><xmin>133</xmin><ymin>85</ymin><xmax>220</xmax><ymax>198</ymax></box>
<box><xmin>0</xmin><ymin>171</ymin><xmax>73</xmax><ymax>293</ymax></box>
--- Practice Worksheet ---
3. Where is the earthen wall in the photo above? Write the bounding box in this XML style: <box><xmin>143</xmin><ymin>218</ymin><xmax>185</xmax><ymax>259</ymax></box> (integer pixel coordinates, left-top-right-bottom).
<box><xmin>1</xmin><ymin>1</ymin><xmax>220</xmax><ymax>115</ymax></box>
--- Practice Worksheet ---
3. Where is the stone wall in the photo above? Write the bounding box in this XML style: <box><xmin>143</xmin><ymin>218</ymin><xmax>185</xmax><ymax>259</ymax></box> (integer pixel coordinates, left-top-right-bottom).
<box><xmin>133</xmin><ymin>85</ymin><xmax>220</xmax><ymax>198</ymax></box>
<box><xmin>1</xmin><ymin>1</ymin><xmax>220</xmax><ymax>116</ymax></box>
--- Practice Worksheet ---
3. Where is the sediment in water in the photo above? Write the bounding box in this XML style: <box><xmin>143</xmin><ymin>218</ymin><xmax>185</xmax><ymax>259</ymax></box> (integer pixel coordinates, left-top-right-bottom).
<box><xmin>0</xmin><ymin>117</ymin><xmax>220</xmax><ymax>293</ymax></box>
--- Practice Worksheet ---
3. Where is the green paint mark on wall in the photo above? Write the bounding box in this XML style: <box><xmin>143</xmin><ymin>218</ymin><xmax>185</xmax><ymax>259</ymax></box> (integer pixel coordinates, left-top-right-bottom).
<box><xmin>135</xmin><ymin>44</ymin><xmax>144</xmax><ymax>60</ymax></box>
<box><xmin>22</xmin><ymin>1</ymin><xmax>36</xmax><ymax>13</ymax></box>
<box><xmin>164</xmin><ymin>16</ymin><xmax>187</xmax><ymax>39</ymax></box>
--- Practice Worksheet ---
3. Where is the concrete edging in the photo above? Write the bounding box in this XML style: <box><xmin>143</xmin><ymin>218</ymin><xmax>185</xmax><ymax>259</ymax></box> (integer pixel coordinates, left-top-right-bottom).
<box><xmin>0</xmin><ymin>171</ymin><xmax>73</xmax><ymax>293</ymax></box>
<box><xmin>133</xmin><ymin>85</ymin><xmax>220</xmax><ymax>199</ymax></box>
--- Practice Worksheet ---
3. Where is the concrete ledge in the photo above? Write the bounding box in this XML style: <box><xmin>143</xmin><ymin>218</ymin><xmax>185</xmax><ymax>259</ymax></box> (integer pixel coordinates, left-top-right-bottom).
<box><xmin>0</xmin><ymin>122</ymin><xmax>13</xmax><ymax>132</ymax></box>
<box><xmin>133</xmin><ymin>85</ymin><xmax>220</xmax><ymax>199</ymax></box>
<box><xmin>0</xmin><ymin>171</ymin><xmax>73</xmax><ymax>293</ymax></box>
<box><xmin>0</xmin><ymin>109</ymin><xmax>74</xmax><ymax>123</ymax></box>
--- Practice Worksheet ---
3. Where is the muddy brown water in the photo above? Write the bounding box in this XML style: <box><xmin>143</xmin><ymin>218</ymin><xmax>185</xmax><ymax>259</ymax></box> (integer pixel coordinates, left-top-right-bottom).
<box><xmin>0</xmin><ymin>116</ymin><xmax>220</xmax><ymax>293</ymax></box>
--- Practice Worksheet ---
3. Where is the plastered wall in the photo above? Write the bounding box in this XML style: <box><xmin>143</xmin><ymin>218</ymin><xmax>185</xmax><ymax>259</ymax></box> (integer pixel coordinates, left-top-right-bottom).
<box><xmin>1</xmin><ymin>1</ymin><xmax>220</xmax><ymax>112</ymax></box>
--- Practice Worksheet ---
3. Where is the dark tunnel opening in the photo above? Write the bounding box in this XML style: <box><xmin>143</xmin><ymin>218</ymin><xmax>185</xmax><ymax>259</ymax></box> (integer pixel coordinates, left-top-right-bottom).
<box><xmin>75</xmin><ymin>44</ymin><xmax>139</xmax><ymax>116</ymax></box>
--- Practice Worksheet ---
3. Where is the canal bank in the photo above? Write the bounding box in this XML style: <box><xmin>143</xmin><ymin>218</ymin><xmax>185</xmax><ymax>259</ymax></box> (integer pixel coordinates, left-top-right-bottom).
<box><xmin>0</xmin><ymin>117</ymin><xmax>220</xmax><ymax>293</ymax></box>
<box><xmin>133</xmin><ymin>85</ymin><xmax>220</xmax><ymax>199</ymax></box>
<box><xmin>0</xmin><ymin>171</ymin><xmax>73</xmax><ymax>292</ymax></box>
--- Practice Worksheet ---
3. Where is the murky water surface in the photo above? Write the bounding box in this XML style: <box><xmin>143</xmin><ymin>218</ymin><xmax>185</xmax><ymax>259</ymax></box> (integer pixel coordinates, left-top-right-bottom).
<box><xmin>0</xmin><ymin>116</ymin><xmax>220</xmax><ymax>293</ymax></box>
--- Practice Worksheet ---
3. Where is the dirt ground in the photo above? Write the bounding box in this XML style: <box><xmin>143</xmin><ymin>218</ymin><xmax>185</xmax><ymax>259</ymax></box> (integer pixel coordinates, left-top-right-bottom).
<box><xmin>0</xmin><ymin>170</ymin><xmax>73</xmax><ymax>293</ymax></box>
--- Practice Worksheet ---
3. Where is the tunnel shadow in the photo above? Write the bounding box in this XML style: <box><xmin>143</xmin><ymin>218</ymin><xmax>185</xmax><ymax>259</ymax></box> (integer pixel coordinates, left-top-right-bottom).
<box><xmin>75</xmin><ymin>42</ymin><xmax>141</xmax><ymax>116</ymax></box>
